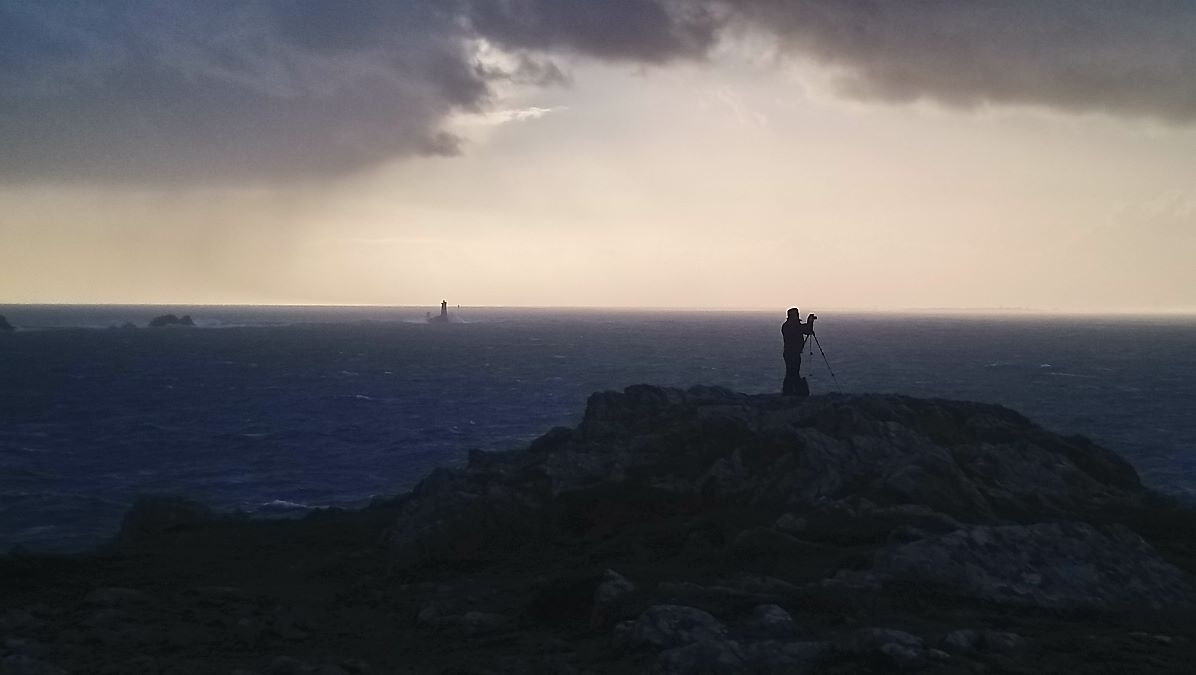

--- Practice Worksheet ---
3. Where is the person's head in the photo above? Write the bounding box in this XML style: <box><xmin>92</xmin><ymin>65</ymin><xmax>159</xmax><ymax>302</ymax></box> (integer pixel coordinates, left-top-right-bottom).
<box><xmin>787</xmin><ymin>307</ymin><xmax>800</xmax><ymax>320</ymax></box>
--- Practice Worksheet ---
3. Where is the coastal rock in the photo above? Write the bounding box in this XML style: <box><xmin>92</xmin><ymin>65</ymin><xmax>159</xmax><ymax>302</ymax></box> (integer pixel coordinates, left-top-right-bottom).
<box><xmin>107</xmin><ymin>655</ymin><xmax>159</xmax><ymax>674</ymax></box>
<box><xmin>940</xmin><ymin>628</ymin><xmax>1025</xmax><ymax>654</ymax></box>
<box><xmin>0</xmin><ymin>610</ymin><xmax>36</xmax><ymax>632</ymax></box>
<box><xmin>15</xmin><ymin>384</ymin><xmax>1196</xmax><ymax>673</ymax></box>
<box><xmin>147</xmin><ymin>313</ymin><xmax>195</xmax><ymax>328</ymax></box>
<box><xmin>739</xmin><ymin>640</ymin><xmax>828</xmax><ymax>672</ymax></box>
<box><xmin>385</xmin><ymin>478</ymin><xmax>547</xmax><ymax>566</ymax></box>
<box><xmin>841</xmin><ymin>627</ymin><xmax>924</xmax><ymax>654</ymax></box>
<box><xmin>940</xmin><ymin>629</ymin><xmax>980</xmax><ymax>653</ymax></box>
<box><xmin>83</xmin><ymin>587</ymin><xmax>151</xmax><ymax>607</ymax></box>
<box><xmin>614</xmin><ymin>605</ymin><xmax>727</xmax><ymax>651</ymax></box>
<box><xmin>866</xmin><ymin>522</ymin><xmax>1193</xmax><ymax>610</ymax></box>
<box><xmin>371</xmin><ymin>383</ymin><xmax>1196</xmax><ymax>675</ymax></box>
<box><xmin>385</xmin><ymin>386</ymin><xmax>1151</xmax><ymax>567</ymax></box>
<box><xmin>116</xmin><ymin>495</ymin><xmax>213</xmax><ymax>544</ymax></box>
<box><xmin>775</xmin><ymin>498</ymin><xmax>962</xmax><ymax>543</ymax></box>
<box><xmin>740</xmin><ymin>604</ymin><xmax>798</xmax><ymax>641</ymax></box>
<box><xmin>0</xmin><ymin>655</ymin><xmax>67</xmax><ymax>675</ymax></box>
<box><xmin>267</xmin><ymin>657</ymin><xmax>307</xmax><ymax>675</ymax></box>
<box><xmin>456</xmin><ymin>611</ymin><xmax>516</xmax><ymax>636</ymax></box>
<box><xmin>981</xmin><ymin>630</ymin><xmax>1026</xmax><ymax>653</ymax></box>
<box><xmin>591</xmin><ymin>569</ymin><xmax>635</xmax><ymax>628</ymax></box>
<box><xmin>839</xmin><ymin>628</ymin><xmax>926</xmax><ymax>669</ymax></box>
<box><xmin>655</xmin><ymin>581</ymin><xmax>782</xmax><ymax>612</ymax></box>
<box><xmin>0</xmin><ymin>315</ymin><xmax>13</xmax><ymax>332</ymax></box>
<box><xmin>655</xmin><ymin>638</ymin><xmax>747</xmax><ymax>674</ymax></box>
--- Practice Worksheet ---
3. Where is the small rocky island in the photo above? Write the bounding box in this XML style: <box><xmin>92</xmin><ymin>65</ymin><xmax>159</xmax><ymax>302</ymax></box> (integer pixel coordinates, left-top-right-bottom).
<box><xmin>3</xmin><ymin>386</ymin><xmax>1195</xmax><ymax>674</ymax></box>
<box><xmin>147</xmin><ymin>314</ymin><xmax>195</xmax><ymax>328</ymax></box>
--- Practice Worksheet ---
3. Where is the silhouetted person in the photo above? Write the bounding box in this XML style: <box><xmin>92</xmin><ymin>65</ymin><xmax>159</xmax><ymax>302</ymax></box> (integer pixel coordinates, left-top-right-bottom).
<box><xmin>441</xmin><ymin>300</ymin><xmax>448</xmax><ymax>320</ymax></box>
<box><xmin>782</xmin><ymin>307</ymin><xmax>817</xmax><ymax>396</ymax></box>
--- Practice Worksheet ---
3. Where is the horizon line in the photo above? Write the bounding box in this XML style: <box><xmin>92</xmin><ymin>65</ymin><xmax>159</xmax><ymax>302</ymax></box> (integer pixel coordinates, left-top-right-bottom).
<box><xmin>2</xmin><ymin>301</ymin><xmax>1196</xmax><ymax>316</ymax></box>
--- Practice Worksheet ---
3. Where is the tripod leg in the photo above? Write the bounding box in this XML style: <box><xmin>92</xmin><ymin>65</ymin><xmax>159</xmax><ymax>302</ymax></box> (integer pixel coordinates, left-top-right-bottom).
<box><xmin>811</xmin><ymin>333</ymin><xmax>839</xmax><ymax>387</ymax></box>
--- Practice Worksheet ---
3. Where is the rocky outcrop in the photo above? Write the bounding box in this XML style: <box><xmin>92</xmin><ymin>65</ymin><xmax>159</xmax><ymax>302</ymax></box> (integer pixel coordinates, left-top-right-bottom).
<box><xmin>146</xmin><ymin>314</ymin><xmax>195</xmax><ymax>328</ymax></box>
<box><xmin>386</xmin><ymin>386</ymin><xmax>1163</xmax><ymax>578</ymax></box>
<box><xmin>0</xmin><ymin>315</ymin><xmax>13</xmax><ymax>332</ymax></box>
<box><xmin>499</xmin><ymin>385</ymin><xmax>1129</xmax><ymax>517</ymax></box>
<box><xmin>371</xmin><ymin>385</ymin><xmax>1196</xmax><ymax>670</ymax></box>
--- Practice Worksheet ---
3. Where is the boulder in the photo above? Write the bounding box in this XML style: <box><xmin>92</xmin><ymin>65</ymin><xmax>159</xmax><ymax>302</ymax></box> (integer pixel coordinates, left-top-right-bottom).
<box><xmin>591</xmin><ymin>569</ymin><xmax>635</xmax><ymax>628</ymax></box>
<box><xmin>866</xmin><ymin>522</ymin><xmax>1193</xmax><ymax>610</ymax></box>
<box><xmin>656</xmin><ymin>638</ymin><xmax>747</xmax><ymax>674</ymax></box>
<box><xmin>739</xmin><ymin>604</ymin><xmax>798</xmax><ymax>641</ymax></box>
<box><xmin>940</xmin><ymin>628</ymin><xmax>1025</xmax><ymax>654</ymax></box>
<box><xmin>940</xmin><ymin>629</ymin><xmax>980</xmax><ymax>653</ymax></box>
<box><xmin>840</xmin><ymin>627</ymin><xmax>923</xmax><ymax>654</ymax></box>
<box><xmin>981</xmin><ymin>630</ymin><xmax>1026</xmax><ymax>653</ymax></box>
<box><xmin>839</xmin><ymin>628</ymin><xmax>926</xmax><ymax>669</ymax></box>
<box><xmin>614</xmin><ymin>605</ymin><xmax>727</xmax><ymax>651</ymax></box>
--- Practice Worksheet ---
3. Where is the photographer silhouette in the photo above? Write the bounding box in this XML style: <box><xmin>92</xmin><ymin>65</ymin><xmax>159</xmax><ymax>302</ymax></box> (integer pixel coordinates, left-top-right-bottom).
<box><xmin>781</xmin><ymin>308</ymin><xmax>816</xmax><ymax>396</ymax></box>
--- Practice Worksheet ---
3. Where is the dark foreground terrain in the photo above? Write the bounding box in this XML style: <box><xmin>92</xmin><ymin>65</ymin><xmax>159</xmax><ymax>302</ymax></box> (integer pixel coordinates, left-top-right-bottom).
<box><xmin>3</xmin><ymin>386</ymin><xmax>1196</xmax><ymax>674</ymax></box>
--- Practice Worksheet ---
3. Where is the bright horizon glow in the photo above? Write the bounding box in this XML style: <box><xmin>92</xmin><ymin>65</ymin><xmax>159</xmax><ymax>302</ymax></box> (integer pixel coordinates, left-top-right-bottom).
<box><xmin>4</xmin><ymin>303</ymin><xmax>1196</xmax><ymax>318</ymax></box>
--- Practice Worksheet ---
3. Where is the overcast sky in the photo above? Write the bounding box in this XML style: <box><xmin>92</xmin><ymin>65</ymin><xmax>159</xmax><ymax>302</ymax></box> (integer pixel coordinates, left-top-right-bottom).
<box><xmin>3</xmin><ymin>0</ymin><xmax>1195</xmax><ymax>311</ymax></box>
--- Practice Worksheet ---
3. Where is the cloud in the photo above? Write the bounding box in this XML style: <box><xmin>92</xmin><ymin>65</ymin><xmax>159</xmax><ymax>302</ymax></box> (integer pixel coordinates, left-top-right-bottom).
<box><xmin>718</xmin><ymin>0</ymin><xmax>1196</xmax><ymax>121</ymax></box>
<box><xmin>0</xmin><ymin>0</ymin><xmax>718</xmax><ymax>184</ymax></box>
<box><xmin>0</xmin><ymin>1</ymin><xmax>487</xmax><ymax>183</ymax></box>
<box><xmin>467</xmin><ymin>0</ymin><xmax>717</xmax><ymax>63</ymax></box>
<box><xmin>1</xmin><ymin>1</ymin><xmax>1195</xmax><ymax>184</ymax></box>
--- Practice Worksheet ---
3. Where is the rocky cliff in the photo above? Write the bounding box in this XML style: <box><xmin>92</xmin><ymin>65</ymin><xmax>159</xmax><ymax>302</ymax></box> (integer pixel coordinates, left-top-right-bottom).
<box><xmin>2</xmin><ymin>386</ymin><xmax>1195</xmax><ymax>674</ymax></box>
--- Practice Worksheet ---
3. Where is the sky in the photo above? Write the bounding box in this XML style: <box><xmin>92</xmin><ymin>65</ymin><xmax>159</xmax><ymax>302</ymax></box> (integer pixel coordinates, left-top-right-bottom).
<box><xmin>2</xmin><ymin>0</ymin><xmax>1195</xmax><ymax>312</ymax></box>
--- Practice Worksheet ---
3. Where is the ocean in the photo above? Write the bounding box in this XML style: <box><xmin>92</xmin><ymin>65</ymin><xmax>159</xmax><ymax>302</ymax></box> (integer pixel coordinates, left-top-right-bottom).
<box><xmin>1</xmin><ymin>305</ymin><xmax>1194</xmax><ymax>552</ymax></box>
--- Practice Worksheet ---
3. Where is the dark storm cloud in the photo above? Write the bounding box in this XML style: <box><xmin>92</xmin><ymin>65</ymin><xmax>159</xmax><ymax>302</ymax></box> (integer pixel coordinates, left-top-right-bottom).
<box><xmin>467</xmin><ymin>0</ymin><xmax>716</xmax><ymax>63</ymax></box>
<box><xmin>719</xmin><ymin>0</ymin><xmax>1196</xmax><ymax>121</ymax></box>
<box><xmin>0</xmin><ymin>0</ymin><xmax>716</xmax><ymax>183</ymax></box>
<box><xmin>0</xmin><ymin>0</ymin><xmax>486</xmax><ymax>182</ymax></box>
<box><xmin>2</xmin><ymin>1</ymin><xmax>1195</xmax><ymax>184</ymax></box>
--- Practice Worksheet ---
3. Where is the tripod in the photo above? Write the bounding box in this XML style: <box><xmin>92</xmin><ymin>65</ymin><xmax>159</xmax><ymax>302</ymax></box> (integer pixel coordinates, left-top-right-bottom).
<box><xmin>807</xmin><ymin>332</ymin><xmax>839</xmax><ymax>388</ymax></box>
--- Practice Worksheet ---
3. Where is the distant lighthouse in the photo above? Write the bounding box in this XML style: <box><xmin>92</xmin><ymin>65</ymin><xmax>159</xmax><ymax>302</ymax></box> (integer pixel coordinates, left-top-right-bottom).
<box><xmin>428</xmin><ymin>300</ymin><xmax>450</xmax><ymax>323</ymax></box>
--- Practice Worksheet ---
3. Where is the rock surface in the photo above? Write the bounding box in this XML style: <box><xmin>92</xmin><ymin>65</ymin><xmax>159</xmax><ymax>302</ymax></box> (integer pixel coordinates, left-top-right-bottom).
<box><xmin>385</xmin><ymin>387</ymin><xmax>1182</xmax><ymax>603</ymax></box>
<box><xmin>146</xmin><ymin>313</ymin><xmax>195</xmax><ymax>328</ymax></box>
<box><xmin>615</xmin><ymin>604</ymin><xmax>727</xmax><ymax>650</ymax></box>
<box><xmin>3</xmin><ymin>385</ymin><xmax>1196</xmax><ymax>673</ymax></box>
<box><xmin>867</xmin><ymin>521</ymin><xmax>1192</xmax><ymax>610</ymax></box>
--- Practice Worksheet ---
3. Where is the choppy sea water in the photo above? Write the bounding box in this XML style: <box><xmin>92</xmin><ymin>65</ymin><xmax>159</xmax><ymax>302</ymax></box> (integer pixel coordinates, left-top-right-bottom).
<box><xmin>2</xmin><ymin>305</ymin><xmax>1194</xmax><ymax>552</ymax></box>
